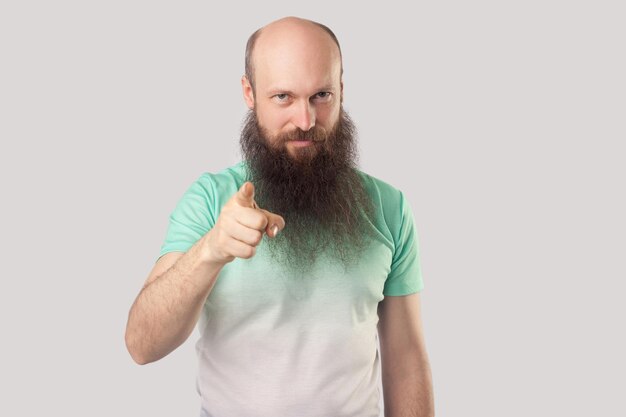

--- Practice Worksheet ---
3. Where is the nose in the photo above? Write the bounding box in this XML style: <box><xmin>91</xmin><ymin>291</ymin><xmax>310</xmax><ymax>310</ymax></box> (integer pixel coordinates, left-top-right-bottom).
<box><xmin>292</xmin><ymin>100</ymin><xmax>316</xmax><ymax>131</ymax></box>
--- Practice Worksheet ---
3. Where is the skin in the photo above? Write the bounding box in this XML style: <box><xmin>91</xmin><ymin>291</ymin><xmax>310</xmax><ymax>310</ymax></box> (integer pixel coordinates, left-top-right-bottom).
<box><xmin>241</xmin><ymin>18</ymin><xmax>343</xmax><ymax>158</ymax></box>
<box><xmin>125</xmin><ymin>182</ymin><xmax>285</xmax><ymax>364</ymax></box>
<box><xmin>125</xmin><ymin>16</ymin><xmax>434</xmax><ymax>416</ymax></box>
<box><xmin>378</xmin><ymin>294</ymin><xmax>435</xmax><ymax>416</ymax></box>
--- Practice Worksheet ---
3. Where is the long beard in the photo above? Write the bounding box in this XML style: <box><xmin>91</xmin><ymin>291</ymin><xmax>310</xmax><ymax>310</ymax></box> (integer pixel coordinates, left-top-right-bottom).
<box><xmin>239</xmin><ymin>108</ymin><xmax>375</xmax><ymax>272</ymax></box>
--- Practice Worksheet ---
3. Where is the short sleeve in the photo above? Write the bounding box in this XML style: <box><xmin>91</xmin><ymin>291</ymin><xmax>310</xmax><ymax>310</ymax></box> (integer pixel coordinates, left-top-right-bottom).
<box><xmin>383</xmin><ymin>192</ymin><xmax>424</xmax><ymax>296</ymax></box>
<box><xmin>158</xmin><ymin>175</ymin><xmax>216</xmax><ymax>260</ymax></box>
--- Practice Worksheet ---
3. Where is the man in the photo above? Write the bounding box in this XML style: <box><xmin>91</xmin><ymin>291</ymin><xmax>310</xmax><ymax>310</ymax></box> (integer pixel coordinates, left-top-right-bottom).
<box><xmin>125</xmin><ymin>16</ymin><xmax>434</xmax><ymax>417</ymax></box>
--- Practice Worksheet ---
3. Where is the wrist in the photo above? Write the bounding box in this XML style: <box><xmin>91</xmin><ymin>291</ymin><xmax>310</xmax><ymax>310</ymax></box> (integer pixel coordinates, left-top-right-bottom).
<box><xmin>199</xmin><ymin>230</ymin><xmax>229</xmax><ymax>267</ymax></box>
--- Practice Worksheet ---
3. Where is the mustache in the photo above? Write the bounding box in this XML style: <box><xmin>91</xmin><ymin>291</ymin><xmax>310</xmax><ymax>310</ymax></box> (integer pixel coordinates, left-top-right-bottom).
<box><xmin>273</xmin><ymin>125</ymin><xmax>330</xmax><ymax>144</ymax></box>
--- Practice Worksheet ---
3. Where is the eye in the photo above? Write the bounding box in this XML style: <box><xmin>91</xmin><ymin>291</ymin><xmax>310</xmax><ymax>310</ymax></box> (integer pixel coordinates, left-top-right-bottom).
<box><xmin>272</xmin><ymin>93</ymin><xmax>289</xmax><ymax>103</ymax></box>
<box><xmin>312</xmin><ymin>91</ymin><xmax>332</xmax><ymax>102</ymax></box>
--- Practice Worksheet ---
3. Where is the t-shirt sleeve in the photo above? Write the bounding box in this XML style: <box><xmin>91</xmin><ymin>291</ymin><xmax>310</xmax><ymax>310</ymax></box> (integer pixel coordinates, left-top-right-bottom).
<box><xmin>383</xmin><ymin>191</ymin><xmax>424</xmax><ymax>296</ymax></box>
<box><xmin>157</xmin><ymin>175</ymin><xmax>216</xmax><ymax>261</ymax></box>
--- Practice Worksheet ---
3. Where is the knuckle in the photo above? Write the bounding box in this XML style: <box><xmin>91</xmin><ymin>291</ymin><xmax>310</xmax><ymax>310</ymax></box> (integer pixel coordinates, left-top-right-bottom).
<box><xmin>254</xmin><ymin>215</ymin><xmax>268</xmax><ymax>230</ymax></box>
<box><xmin>241</xmin><ymin>246</ymin><xmax>256</xmax><ymax>259</ymax></box>
<box><xmin>251</xmin><ymin>230</ymin><xmax>263</xmax><ymax>245</ymax></box>
<box><xmin>221</xmin><ymin>249</ymin><xmax>233</xmax><ymax>261</ymax></box>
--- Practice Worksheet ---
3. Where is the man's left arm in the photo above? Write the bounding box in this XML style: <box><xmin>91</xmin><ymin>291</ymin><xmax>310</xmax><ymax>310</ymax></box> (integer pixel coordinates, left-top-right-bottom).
<box><xmin>378</xmin><ymin>292</ymin><xmax>435</xmax><ymax>417</ymax></box>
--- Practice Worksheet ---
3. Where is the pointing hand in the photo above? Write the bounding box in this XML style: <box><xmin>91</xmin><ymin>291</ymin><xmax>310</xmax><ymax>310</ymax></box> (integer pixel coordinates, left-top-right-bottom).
<box><xmin>204</xmin><ymin>182</ymin><xmax>286</xmax><ymax>265</ymax></box>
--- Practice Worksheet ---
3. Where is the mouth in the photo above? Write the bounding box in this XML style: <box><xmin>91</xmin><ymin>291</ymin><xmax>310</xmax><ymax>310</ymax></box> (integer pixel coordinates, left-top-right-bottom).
<box><xmin>289</xmin><ymin>140</ymin><xmax>314</xmax><ymax>148</ymax></box>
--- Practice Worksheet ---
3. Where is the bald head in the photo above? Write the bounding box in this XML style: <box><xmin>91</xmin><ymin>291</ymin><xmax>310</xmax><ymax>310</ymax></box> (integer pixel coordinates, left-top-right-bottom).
<box><xmin>244</xmin><ymin>17</ymin><xmax>343</xmax><ymax>93</ymax></box>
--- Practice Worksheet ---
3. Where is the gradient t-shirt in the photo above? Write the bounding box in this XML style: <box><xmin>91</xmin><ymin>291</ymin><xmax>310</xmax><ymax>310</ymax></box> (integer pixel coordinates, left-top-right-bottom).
<box><xmin>159</xmin><ymin>161</ymin><xmax>423</xmax><ymax>417</ymax></box>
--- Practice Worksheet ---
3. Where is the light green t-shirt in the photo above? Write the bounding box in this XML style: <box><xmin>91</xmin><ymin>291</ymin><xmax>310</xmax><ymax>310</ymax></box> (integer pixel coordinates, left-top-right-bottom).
<box><xmin>159</xmin><ymin>161</ymin><xmax>423</xmax><ymax>417</ymax></box>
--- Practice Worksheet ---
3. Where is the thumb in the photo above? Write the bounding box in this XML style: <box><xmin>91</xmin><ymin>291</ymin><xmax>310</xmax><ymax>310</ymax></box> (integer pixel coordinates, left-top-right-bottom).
<box><xmin>235</xmin><ymin>181</ymin><xmax>256</xmax><ymax>207</ymax></box>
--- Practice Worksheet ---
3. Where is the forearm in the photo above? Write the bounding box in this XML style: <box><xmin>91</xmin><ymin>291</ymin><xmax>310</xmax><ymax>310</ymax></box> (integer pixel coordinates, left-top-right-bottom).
<box><xmin>382</xmin><ymin>357</ymin><xmax>435</xmax><ymax>417</ymax></box>
<box><xmin>125</xmin><ymin>233</ymin><xmax>224</xmax><ymax>364</ymax></box>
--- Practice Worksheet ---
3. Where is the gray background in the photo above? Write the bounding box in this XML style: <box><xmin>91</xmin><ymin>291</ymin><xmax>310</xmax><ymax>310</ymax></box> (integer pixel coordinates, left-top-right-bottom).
<box><xmin>1</xmin><ymin>0</ymin><xmax>624</xmax><ymax>416</ymax></box>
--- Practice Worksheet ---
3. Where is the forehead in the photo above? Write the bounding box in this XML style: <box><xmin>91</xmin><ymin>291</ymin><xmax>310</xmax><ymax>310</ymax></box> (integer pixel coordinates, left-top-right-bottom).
<box><xmin>253</xmin><ymin>25</ymin><xmax>342</xmax><ymax>93</ymax></box>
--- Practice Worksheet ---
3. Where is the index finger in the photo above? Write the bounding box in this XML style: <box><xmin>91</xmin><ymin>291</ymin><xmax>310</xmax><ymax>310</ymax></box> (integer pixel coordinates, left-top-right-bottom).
<box><xmin>259</xmin><ymin>209</ymin><xmax>286</xmax><ymax>238</ymax></box>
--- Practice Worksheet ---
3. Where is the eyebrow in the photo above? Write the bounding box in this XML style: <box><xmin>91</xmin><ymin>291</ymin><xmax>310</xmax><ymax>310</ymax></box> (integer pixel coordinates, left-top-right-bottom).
<box><xmin>266</xmin><ymin>86</ymin><xmax>335</xmax><ymax>96</ymax></box>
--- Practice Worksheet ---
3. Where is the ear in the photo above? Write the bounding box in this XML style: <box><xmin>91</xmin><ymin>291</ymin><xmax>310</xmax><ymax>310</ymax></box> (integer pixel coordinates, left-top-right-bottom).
<box><xmin>241</xmin><ymin>75</ymin><xmax>255</xmax><ymax>109</ymax></box>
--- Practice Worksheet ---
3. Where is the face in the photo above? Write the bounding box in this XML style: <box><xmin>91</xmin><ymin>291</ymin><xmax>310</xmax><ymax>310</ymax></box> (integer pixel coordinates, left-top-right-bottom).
<box><xmin>238</xmin><ymin>22</ymin><xmax>375</xmax><ymax>272</ymax></box>
<box><xmin>242</xmin><ymin>27</ymin><xmax>343</xmax><ymax>160</ymax></box>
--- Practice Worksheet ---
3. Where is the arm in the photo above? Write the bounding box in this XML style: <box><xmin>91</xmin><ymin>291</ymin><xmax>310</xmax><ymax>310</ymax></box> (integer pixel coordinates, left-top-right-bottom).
<box><xmin>378</xmin><ymin>292</ymin><xmax>435</xmax><ymax>417</ymax></box>
<box><xmin>124</xmin><ymin>232</ymin><xmax>223</xmax><ymax>365</ymax></box>
<box><xmin>124</xmin><ymin>182</ymin><xmax>285</xmax><ymax>365</ymax></box>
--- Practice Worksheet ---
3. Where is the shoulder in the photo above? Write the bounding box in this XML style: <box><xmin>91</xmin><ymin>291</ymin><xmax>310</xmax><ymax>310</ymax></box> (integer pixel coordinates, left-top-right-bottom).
<box><xmin>356</xmin><ymin>169</ymin><xmax>406</xmax><ymax>213</ymax></box>
<box><xmin>356</xmin><ymin>169</ymin><xmax>417</xmax><ymax>247</ymax></box>
<box><xmin>196</xmin><ymin>161</ymin><xmax>247</xmax><ymax>187</ymax></box>
<box><xmin>190</xmin><ymin>161</ymin><xmax>247</xmax><ymax>199</ymax></box>
<box><xmin>174</xmin><ymin>162</ymin><xmax>247</xmax><ymax>217</ymax></box>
